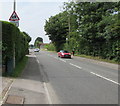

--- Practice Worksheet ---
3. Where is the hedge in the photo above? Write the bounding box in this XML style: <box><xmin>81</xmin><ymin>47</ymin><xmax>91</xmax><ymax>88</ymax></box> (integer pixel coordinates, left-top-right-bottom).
<box><xmin>2</xmin><ymin>21</ymin><xmax>31</xmax><ymax>73</ymax></box>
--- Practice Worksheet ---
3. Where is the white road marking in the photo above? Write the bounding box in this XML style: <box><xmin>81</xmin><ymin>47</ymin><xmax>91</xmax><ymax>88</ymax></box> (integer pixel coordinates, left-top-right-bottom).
<box><xmin>69</xmin><ymin>63</ymin><xmax>82</xmax><ymax>69</ymax></box>
<box><xmin>54</xmin><ymin>57</ymin><xmax>58</xmax><ymax>59</ymax></box>
<box><xmin>0</xmin><ymin>101</ymin><xmax>2</xmax><ymax>106</ymax></box>
<box><xmin>36</xmin><ymin>56</ymin><xmax>52</xmax><ymax>104</ymax></box>
<box><xmin>43</xmin><ymin>82</ymin><xmax>52</xmax><ymax>104</ymax></box>
<box><xmin>37</xmin><ymin>59</ymin><xmax>39</xmax><ymax>63</ymax></box>
<box><xmin>47</xmin><ymin>54</ymin><xmax>67</xmax><ymax>63</ymax></box>
<box><xmin>59</xmin><ymin>59</ymin><xmax>66</xmax><ymax>63</ymax></box>
<box><xmin>90</xmin><ymin>72</ymin><xmax>120</xmax><ymax>85</ymax></box>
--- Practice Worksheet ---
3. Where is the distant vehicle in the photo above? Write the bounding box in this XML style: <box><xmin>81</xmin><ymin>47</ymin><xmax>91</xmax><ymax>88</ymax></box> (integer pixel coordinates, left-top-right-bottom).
<box><xmin>34</xmin><ymin>48</ymin><xmax>40</xmax><ymax>52</ymax></box>
<box><xmin>58</xmin><ymin>50</ymin><xmax>71</xmax><ymax>58</ymax></box>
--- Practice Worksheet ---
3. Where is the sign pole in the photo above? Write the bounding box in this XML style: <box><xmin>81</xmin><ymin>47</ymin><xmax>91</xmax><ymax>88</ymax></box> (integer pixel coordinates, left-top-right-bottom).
<box><xmin>13</xmin><ymin>0</ymin><xmax>16</xmax><ymax>69</ymax></box>
<box><xmin>14</xmin><ymin>0</ymin><xmax>16</xmax><ymax>11</ymax></box>
<box><xmin>9</xmin><ymin>0</ymin><xmax>20</xmax><ymax>27</ymax></box>
<box><xmin>7</xmin><ymin>0</ymin><xmax>20</xmax><ymax>74</ymax></box>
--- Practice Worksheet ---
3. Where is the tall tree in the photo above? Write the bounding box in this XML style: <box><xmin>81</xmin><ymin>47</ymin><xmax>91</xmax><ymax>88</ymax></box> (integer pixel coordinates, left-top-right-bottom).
<box><xmin>63</xmin><ymin>2</ymin><xmax>79</xmax><ymax>51</ymax></box>
<box><xmin>34</xmin><ymin>37</ymin><xmax>43</xmax><ymax>48</ymax></box>
<box><xmin>74</xmin><ymin>2</ymin><xmax>118</xmax><ymax>56</ymax></box>
<box><xmin>44</xmin><ymin>12</ymin><xmax>68</xmax><ymax>51</ymax></box>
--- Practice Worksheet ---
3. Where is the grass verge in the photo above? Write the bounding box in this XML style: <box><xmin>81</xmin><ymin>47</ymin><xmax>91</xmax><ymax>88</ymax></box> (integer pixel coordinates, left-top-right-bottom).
<box><xmin>11</xmin><ymin>56</ymin><xmax>28</xmax><ymax>78</ymax></box>
<box><xmin>75</xmin><ymin>54</ymin><xmax>118</xmax><ymax>64</ymax></box>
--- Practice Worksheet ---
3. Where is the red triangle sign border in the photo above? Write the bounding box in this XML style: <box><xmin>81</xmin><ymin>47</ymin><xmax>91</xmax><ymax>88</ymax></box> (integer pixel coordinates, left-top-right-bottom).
<box><xmin>9</xmin><ymin>11</ymin><xmax>20</xmax><ymax>21</ymax></box>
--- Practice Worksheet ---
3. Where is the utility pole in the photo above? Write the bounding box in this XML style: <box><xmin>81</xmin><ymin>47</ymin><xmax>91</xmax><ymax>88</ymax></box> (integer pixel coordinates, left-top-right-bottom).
<box><xmin>68</xmin><ymin>15</ymin><xmax>71</xmax><ymax>36</ymax></box>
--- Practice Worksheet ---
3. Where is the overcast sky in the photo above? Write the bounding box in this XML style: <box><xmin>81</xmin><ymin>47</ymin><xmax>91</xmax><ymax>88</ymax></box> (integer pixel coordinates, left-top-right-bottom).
<box><xmin>0</xmin><ymin>0</ymin><xmax>68</xmax><ymax>44</ymax></box>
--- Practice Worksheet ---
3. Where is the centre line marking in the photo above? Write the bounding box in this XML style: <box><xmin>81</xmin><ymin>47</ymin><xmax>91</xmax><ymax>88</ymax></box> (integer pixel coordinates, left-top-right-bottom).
<box><xmin>37</xmin><ymin>59</ymin><xmax>39</xmax><ymax>63</ymax></box>
<box><xmin>70</xmin><ymin>63</ymin><xmax>82</xmax><ymax>69</ymax></box>
<box><xmin>59</xmin><ymin>59</ymin><xmax>66</xmax><ymax>63</ymax></box>
<box><xmin>54</xmin><ymin>57</ymin><xmax>58</xmax><ymax>59</ymax></box>
<box><xmin>90</xmin><ymin>72</ymin><xmax>120</xmax><ymax>85</ymax></box>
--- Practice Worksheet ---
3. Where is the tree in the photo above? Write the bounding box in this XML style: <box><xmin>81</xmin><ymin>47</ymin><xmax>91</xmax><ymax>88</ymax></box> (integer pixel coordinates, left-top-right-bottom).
<box><xmin>44</xmin><ymin>1</ymin><xmax>119</xmax><ymax>62</ymax></box>
<box><xmin>63</xmin><ymin>1</ymin><xmax>79</xmax><ymax>52</ymax></box>
<box><xmin>74</xmin><ymin>2</ymin><xmax>118</xmax><ymax>56</ymax></box>
<box><xmin>34</xmin><ymin>37</ymin><xmax>43</xmax><ymax>48</ymax></box>
<box><xmin>44</xmin><ymin>12</ymin><xmax>68</xmax><ymax>51</ymax></box>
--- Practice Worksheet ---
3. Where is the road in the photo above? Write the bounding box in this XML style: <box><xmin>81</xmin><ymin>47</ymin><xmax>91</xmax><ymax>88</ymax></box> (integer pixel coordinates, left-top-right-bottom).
<box><xmin>34</xmin><ymin>50</ymin><xmax>118</xmax><ymax>104</ymax></box>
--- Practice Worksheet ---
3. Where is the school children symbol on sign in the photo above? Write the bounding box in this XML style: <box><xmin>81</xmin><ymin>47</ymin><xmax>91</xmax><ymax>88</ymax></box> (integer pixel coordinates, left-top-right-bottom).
<box><xmin>9</xmin><ymin>11</ymin><xmax>20</xmax><ymax>21</ymax></box>
<box><xmin>9</xmin><ymin>11</ymin><xmax>20</xmax><ymax>27</ymax></box>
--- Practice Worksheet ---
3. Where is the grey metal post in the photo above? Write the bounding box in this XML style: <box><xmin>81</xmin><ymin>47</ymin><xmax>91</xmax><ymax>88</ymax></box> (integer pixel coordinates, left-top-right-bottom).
<box><xmin>14</xmin><ymin>0</ymin><xmax>16</xmax><ymax>11</ymax></box>
<box><xmin>13</xmin><ymin>0</ymin><xmax>16</xmax><ymax>68</ymax></box>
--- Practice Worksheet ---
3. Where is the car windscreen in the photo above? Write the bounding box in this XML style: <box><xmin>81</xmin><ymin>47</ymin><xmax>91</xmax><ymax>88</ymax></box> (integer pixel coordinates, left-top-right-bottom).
<box><xmin>63</xmin><ymin>51</ymin><xmax>69</xmax><ymax>53</ymax></box>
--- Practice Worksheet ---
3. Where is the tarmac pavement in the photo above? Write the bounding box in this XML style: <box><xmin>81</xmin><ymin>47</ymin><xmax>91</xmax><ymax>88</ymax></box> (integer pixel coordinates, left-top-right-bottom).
<box><xmin>1</xmin><ymin>53</ymin><xmax>49</xmax><ymax>105</ymax></box>
<box><xmin>0</xmin><ymin>77</ymin><xmax>14</xmax><ymax>105</ymax></box>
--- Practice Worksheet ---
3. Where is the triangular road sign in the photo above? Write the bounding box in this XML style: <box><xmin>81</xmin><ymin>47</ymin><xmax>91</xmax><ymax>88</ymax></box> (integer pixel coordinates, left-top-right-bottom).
<box><xmin>9</xmin><ymin>11</ymin><xmax>20</xmax><ymax>21</ymax></box>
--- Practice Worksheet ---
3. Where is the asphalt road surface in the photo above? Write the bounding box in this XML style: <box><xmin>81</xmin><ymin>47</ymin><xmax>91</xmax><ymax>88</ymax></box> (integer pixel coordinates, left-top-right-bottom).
<box><xmin>33</xmin><ymin>50</ymin><xmax>118</xmax><ymax>104</ymax></box>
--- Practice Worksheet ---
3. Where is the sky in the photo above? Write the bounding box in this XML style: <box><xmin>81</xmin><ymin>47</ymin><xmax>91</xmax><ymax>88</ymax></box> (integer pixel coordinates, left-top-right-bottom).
<box><xmin>0</xmin><ymin>0</ymin><xmax>69</xmax><ymax>44</ymax></box>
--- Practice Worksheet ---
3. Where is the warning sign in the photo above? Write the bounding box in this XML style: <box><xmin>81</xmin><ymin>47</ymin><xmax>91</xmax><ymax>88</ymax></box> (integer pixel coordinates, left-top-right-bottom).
<box><xmin>9</xmin><ymin>11</ymin><xmax>20</xmax><ymax>21</ymax></box>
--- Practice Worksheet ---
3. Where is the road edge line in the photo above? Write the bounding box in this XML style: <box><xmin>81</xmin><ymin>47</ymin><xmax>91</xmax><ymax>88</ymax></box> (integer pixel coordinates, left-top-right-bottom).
<box><xmin>36</xmin><ymin>57</ymin><xmax>52</xmax><ymax>104</ymax></box>
<box><xmin>43</xmin><ymin>82</ymin><xmax>52</xmax><ymax>104</ymax></box>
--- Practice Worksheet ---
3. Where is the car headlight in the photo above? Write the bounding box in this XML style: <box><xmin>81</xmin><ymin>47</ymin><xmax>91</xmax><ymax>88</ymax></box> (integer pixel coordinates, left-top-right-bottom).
<box><xmin>61</xmin><ymin>53</ymin><xmax>64</xmax><ymax>55</ymax></box>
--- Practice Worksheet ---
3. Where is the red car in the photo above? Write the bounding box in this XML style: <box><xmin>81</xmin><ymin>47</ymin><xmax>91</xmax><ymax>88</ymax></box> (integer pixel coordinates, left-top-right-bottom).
<box><xmin>58</xmin><ymin>50</ymin><xmax>71</xmax><ymax>58</ymax></box>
